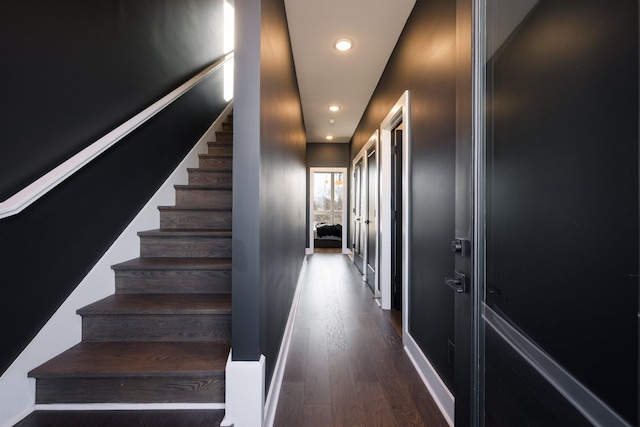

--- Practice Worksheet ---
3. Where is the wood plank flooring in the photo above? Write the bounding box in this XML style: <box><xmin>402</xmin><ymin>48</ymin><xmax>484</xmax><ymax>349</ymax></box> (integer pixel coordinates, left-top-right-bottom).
<box><xmin>273</xmin><ymin>253</ymin><xmax>448</xmax><ymax>427</ymax></box>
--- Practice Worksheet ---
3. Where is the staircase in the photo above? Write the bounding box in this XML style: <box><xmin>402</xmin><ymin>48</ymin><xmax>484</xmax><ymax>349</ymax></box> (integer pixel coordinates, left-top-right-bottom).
<box><xmin>27</xmin><ymin>115</ymin><xmax>234</xmax><ymax>417</ymax></box>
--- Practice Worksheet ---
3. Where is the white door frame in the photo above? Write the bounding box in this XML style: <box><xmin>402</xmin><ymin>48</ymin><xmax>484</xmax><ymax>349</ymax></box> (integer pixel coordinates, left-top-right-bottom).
<box><xmin>308</xmin><ymin>167</ymin><xmax>349</xmax><ymax>254</ymax></box>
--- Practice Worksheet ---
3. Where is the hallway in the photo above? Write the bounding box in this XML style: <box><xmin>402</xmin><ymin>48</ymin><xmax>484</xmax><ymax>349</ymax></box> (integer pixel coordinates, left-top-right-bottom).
<box><xmin>273</xmin><ymin>253</ymin><xmax>447</xmax><ymax>426</ymax></box>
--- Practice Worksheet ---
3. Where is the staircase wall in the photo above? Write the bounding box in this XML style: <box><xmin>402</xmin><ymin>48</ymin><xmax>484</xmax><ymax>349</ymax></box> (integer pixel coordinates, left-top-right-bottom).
<box><xmin>232</xmin><ymin>0</ymin><xmax>306</xmax><ymax>392</ymax></box>
<box><xmin>0</xmin><ymin>104</ymin><xmax>233</xmax><ymax>427</ymax></box>
<box><xmin>0</xmin><ymin>0</ymin><xmax>229</xmax><ymax>378</ymax></box>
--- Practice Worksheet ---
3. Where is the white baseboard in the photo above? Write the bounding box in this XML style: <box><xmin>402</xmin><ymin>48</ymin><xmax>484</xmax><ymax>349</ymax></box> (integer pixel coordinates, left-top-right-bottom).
<box><xmin>404</xmin><ymin>332</ymin><xmax>455</xmax><ymax>427</ymax></box>
<box><xmin>0</xmin><ymin>102</ymin><xmax>233</xmax><ymax>427</ymax></box>
<box><xmin>263</xmin><ymin>256</ymin><xmax>308</xmax><ymax>427</ymax></box>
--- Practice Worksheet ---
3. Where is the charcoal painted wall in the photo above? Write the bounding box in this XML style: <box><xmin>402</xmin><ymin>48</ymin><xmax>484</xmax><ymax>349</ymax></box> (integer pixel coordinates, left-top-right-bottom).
<box><xmin>351</xmin><ymin>0</ymin><xmax>638</xmax><ymax>424</ymax></box>
<box><xmin>306</xmin><ymin>143</ymin><xmax>350</xmax><ymax>247</ymax></box>
<box><xmin>485</xmin><ymin>0</ymin><xmax>638</xmax><ymax>424</ymax></box>
<box><xmin>351</xmin><ymin>0</ymin><xmax>458</xmax><ymax>390</ymax></box>
<box><xmin>0</xmin><ymin>0</ymin><xmax>228</xmax><ymax>373</ymax></box>
<box><xmin>232</xmin><ymin>0</ymin><xmax>306</xmax><ymax>388</ymax></box>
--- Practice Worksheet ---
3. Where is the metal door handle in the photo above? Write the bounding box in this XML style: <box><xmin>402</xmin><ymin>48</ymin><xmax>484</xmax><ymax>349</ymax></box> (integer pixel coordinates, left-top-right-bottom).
<box><xmin>444</xmin><ymin>271</ymin><xmax>466</xmax><ymax>293</ymax></box>
<box><xmin>364</xmin><ymin>220</ymin><xmax>370</xmax><ymax>224</ymax></box>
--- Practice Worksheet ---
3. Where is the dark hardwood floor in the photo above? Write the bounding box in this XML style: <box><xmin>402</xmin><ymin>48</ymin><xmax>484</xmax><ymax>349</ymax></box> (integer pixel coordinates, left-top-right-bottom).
<box><xmin>273</xmin><ymin>253</ymin><xmax>448</xmax><ymax>427</ymax></box>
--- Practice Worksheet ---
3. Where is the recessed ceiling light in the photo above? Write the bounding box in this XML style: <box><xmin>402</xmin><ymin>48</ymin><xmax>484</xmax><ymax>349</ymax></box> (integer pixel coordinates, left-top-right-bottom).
<box><xmin>326</xmin><ymin>135</ymin><xmax>334</xmax><ymax>141</ymax></box>
<box><xmin>334</xmin><ymin>38</ymin><xmax>353</xmax><ymax>52</ymax></box>
<box><xmin>328</xmin><ymin>105</ymin><xmax>340</xmax><ymax>112</ymax></box>
<box><xmin>328</xmin><ymin>118</ymin><xmax>336</xmax><ymax>125</ymax></box>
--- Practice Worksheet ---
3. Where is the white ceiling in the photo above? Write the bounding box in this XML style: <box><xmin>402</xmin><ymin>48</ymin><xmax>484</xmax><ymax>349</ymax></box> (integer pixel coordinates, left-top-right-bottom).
<box><xmin>284</xmin><ymin>0</ymin><xmax>416</xmax><ymax>143</ymax></box>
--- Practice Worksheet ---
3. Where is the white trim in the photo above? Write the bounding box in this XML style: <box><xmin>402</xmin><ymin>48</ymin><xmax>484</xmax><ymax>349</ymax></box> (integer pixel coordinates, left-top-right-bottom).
<box><xmin>483</xmin><ymin>304</ymin><xmax>632</xmax><ymax>427</ymax></box>
<box><xmin>308</xmin><ymin>167</ymin><xmax>348</xmax><ymax>254</ymax></box>
<box><xmin>0</xmin><ymin>103</ymin><xmax>233</xmax><ymax>427</ymax></box>
<box><xmin>0</xmin><ymin>52</ymin><xmax>234</xmax><ymax>220</ymax></box>
<box><xmin>404</xmin><ymin>332</ymin><xmax>455</xmax><ymax>426</ymax></box>
<box><xmin>263</xmin><ymin>256</ymin><xmax>308</xmax><ymax>427</ymax></box>
<box><xmin>221</xmin><ymin>354</ymin><xmax>266</xmax><ymax>427</ymax></box>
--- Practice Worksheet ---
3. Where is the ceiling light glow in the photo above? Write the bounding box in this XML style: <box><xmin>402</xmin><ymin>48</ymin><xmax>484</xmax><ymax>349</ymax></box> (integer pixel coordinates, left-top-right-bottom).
<box><xmin>329</xmin><ymin>118</ymin><xmax>336</xmax><ymax>125</ymax></box>
<box><xmin>326</xmin><ymin>135</ymin><xmax>334</xmax><ymax>141</ymax></box>
<box><xmin>328</xmin><ymin>105</ymin><xmax>340</xmax><ymax>112</ymax></box>
<box><xmin>334</xmin><ymin>38</ymin><xmax>353</xmax><ymax>52</ymax></box>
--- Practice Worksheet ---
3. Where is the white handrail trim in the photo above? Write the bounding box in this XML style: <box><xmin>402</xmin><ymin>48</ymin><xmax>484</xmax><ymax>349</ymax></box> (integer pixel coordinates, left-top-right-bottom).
<box><xmin>0</xmin><ymin>52</ymin><xmax>234</xmax><ymax>220</ymax></box>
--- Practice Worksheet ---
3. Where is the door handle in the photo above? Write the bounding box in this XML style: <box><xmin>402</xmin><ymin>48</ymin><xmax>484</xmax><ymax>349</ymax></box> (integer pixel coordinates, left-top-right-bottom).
<box><xmin>444</xmin><ymin>271</ymin><xmax>466</xmax><ymax>293</ymax></box>
<box><xmin>364</xmin><ymin>219</ymin><xmax>370</xmax><ymax>224</ymax></box>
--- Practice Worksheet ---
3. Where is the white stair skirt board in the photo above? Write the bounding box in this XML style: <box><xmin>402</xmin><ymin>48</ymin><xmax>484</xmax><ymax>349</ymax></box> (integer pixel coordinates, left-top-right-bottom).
<box><xmin>0</xmin><ymin>102</ymin><xmax>234</xmax><ymax>427</ymax></box>
<box><xmin>404</xmin><ymin>332</ymin><xmax>455</xmax><ymax>427</ymax></box>
<box><xmin>221</xmin><ymin>353</ymin><xmax>266</xmax><ymax>427</ymax></box>
<box><xmin>263</xmin><ymin>257</ymin><xmax>307</xmax><ymax>427</ymax></box>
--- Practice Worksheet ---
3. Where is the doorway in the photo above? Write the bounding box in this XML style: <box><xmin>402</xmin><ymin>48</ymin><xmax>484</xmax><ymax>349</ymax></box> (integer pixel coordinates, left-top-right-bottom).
<box><xmin>308</xmin><ymin>168</ymin><xmax>348</xmax><ymax>254</ymax></box>
<box><xmin>390</xmin><ymin>120</ymin><xmax>403</xmax><ymax>311</ymax></box>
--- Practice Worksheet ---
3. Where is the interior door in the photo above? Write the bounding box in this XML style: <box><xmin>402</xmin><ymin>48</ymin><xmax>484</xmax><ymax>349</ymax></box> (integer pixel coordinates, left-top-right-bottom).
<box><xmin>353</xmin><ymin>160</ymin><xmax>364</xmax><ymax>273</ymax></box>
<box><xmin>447</xmin><ymin>0</ymin><xmax>474</xmax><ymax>424</ymax></box>
<box><xmin>365</xmin><ymin>146</ymin><xmax>377</xmax><ymax>292</ymax></box>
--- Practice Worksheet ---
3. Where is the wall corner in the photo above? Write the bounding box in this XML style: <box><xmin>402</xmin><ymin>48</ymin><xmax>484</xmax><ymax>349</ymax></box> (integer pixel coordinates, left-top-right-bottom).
<box><xmin>221</xmin><ymin>353</ymin><xmax>266</xmax><ymax>427</ymax></box>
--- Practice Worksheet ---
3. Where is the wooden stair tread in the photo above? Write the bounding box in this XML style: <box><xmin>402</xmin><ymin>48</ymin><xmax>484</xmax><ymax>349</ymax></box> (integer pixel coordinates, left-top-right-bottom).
<box><xmin>29</xmin><ymin>341</ymin><xmax>229</xmax><ymax>378</ymax></box>
<box><xmin>112</xmin><ymin>257</ymin><xmax>231</xmax><ymax>270</ymax></box>
<box><xmin>78</xmin><ymin>294</ymin><xmax>231</xmax><ymax>315</ymax></box>
<box><xmin>158</xmin><ymin>206</ymin><xmax>232</xmax><ymax>211</ymax></box>
<box><xmin>14</xmin><ymin>409</ymin><xmax>225</xmax><ymax>427</ymax></box>
<box><xmin>138</xmin><ymin>229</ymin><xmax>232</xmax><ymax>237</ymax></box>
<box><xmin>187</xmin><ymin>167</ymin><xmax>232</xmax><ymax>172</ymax></box>
<box><xmin>198</xmin><ymin>155</ymin><xmax>232</xmax><ymax>160</ymax></box>
<box><xmin>174</xmin><ymin>184</ymin><xmax>232</xmax><ymax>190</ymax></box>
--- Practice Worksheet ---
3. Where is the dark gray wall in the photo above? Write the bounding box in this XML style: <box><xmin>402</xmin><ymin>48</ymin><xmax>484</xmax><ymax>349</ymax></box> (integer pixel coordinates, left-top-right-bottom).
<box><xmin>351</xmin><ymin>0</ymin><xmax>458</xmax><ymax>390</ymax></box>
<box><xmin>306</xmin><ymin>143</ymin><xmax>350</xmax><ymax>247</ymax></box>
<box><xmin>233</xmin><ymin>0</ymin><xmax>306</xmax><ymax>388</ymax></box>
<box><xmin>352</xmin><ymin>0</ymin><xmax>638</xmax><ymax>424</ymax></box>
<box><xmin>307</xmin><ymin>143</ymin><xmax>350</xmax><ymax>168</ymax></box>
<box><xmin>485</xmin><ymin>0</ymin><xmax>638</xmax><ymax>423</ymax></box>
<box><xmin>0</xmin><ymin>0</ymin><xmax>228</xmax><ymax>374</ymax></box>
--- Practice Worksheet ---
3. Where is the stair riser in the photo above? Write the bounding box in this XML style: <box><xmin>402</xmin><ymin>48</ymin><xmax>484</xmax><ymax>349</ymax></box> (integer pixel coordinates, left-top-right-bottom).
<box><xmin>199</xmin><ymin>156</ymin><xmax>232</xmax><ymax>170</ymax></box>
<box><xmin>114</xmin><ymin>269</ymin><xmax>231</xmax><ymax>294</ymax></box>
<box><xmin>35</xmin><ymin>376</ymin><xmax>224</xmax><ymax>404</ymax></box>
<box><xmin>160</xmin><ymin>210</ymin><xmax>232</xmax><ymax>230</ymax></box>
<box><xmin>207</xmin><ymin>143</ymin><xmax>233</xmax><ymax>156</ymax></box>
<box><xmin>82</xmin><ymin>315</ymin><xmax>231</xmax><ymax>342</ymax></box>
<box><xmin>175</xmin><ymin>188</ymin><xmax>232</xmax><ymax>208</ymax></box>
<box><xmin>140</xmin><ymin>237</ymin><xmax>232</xmax><ymax>258</ymax></box>
<box><xmin>188</xmin><ymin>170</ymin><xmax>232</xmax><ymax>186</ymax></box>
<box><xmin>222</xmin><ymin>122</ymin><xmax>233</xmax><ymax>132</ymax></box>
<box><xmin>215</xmin><ymin>131</ymin><xmax>233</xmax><ymax>142</ymax></box>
